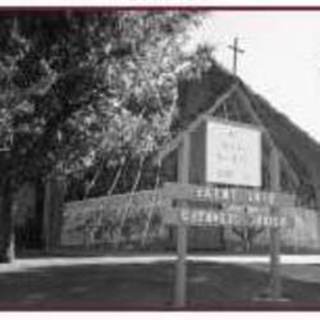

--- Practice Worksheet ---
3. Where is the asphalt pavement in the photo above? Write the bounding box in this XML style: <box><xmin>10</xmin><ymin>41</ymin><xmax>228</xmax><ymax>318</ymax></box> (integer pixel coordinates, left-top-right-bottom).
<box><xmin>1</xmin><ymin>254</ymin><xmax>320</xmax><ymax>273</ymax></box>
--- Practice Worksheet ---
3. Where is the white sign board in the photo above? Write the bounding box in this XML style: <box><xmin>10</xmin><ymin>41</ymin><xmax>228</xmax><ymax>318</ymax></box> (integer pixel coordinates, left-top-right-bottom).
<box><xmin>206</xmin><ymin>119</ymin><xmax>262</xmax><ymax>187</ymax></box>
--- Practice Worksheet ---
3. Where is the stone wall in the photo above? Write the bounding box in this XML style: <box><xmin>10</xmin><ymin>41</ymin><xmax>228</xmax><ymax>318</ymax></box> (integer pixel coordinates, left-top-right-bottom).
<box><xmin>59</xmin><ymin>190</ymin><xmax>320</xmax><ymax>252</ymax></box>
<box><xmin>280</xmin><ymin>207</ymin><xmax>320</xmax><ymax>251</ymax></box>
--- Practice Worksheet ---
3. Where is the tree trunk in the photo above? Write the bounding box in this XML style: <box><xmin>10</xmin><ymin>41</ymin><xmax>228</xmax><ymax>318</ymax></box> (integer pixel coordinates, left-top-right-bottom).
<box><xmin>243</xmin><ymin>238</ymin><xmax>251</xmax><ymax>253</ymax></box>
<box><xmin>0</xmin><ymin>178</ymin><xmax>15</xmax><ymax>263</ymax></box>
<box><xmin>242</xmin><ymin>228</ymin><xmax>251</xmax><ymax>253</ymax></box>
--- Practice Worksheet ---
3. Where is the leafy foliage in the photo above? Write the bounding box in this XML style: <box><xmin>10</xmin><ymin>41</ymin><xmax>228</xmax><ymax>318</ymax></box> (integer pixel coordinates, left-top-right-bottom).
<box><xmin>0</xmin><ymin>11</ymin><xmax>208</xmax><ymax>191</ymax></box>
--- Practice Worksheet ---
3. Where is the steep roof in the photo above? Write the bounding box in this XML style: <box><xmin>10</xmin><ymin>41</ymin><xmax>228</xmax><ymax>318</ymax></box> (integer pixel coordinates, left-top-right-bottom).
<box><xmin>157</xmin><ymin>61</ymin><xmax>320</xmax><ymax>209</ymax></box>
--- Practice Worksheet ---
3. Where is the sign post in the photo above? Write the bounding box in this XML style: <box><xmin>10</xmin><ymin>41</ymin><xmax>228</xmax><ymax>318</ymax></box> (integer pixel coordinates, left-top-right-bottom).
<box><xmin>161</xmin><ymin>118</ymin><xmax>293</xmax><ymax>305</ymax></box>
<box><xmin>269</xmin><ymin>147</ymin><xmax>282</xmax><ymax>299</ymax></box>
<box><xmin>166</xmin><ymin>182</ymin><xmax>293</xmax><ymax>305</ymax></box>
<box><xmin>174</xmin><ymin>134</ymin><xmax>190</xmax><ymax>308</ymax></box>
<box><xmin>149</xmin><ymin>93</ymin><xmax>303</xmax><ymax>303</ymax></box>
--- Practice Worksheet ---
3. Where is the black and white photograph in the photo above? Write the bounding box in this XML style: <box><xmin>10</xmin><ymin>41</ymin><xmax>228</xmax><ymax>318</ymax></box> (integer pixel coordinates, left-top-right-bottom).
<box><xmin>1</xmin><ymin>5</ymin><xmax>320</xmax><ymax>312</ymax></box>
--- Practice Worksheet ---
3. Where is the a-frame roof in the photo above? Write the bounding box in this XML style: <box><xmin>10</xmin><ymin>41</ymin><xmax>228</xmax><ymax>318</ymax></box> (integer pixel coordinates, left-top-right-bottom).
<box><xmin>155</xmin><ymin>81</ymin><xmax>300</xmax><ymax>189</ymax></box>
<box><xmin>153</xmin><ymin>61</ymin><xmax>320</xmax><ymax>208</ymax></box>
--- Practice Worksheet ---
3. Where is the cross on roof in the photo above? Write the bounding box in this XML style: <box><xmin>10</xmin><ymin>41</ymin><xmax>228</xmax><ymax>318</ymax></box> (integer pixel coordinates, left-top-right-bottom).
<box><xmin>228</xmin><ymin>37</ymin><xmax>245</xmax><ymax>75</ymax></box>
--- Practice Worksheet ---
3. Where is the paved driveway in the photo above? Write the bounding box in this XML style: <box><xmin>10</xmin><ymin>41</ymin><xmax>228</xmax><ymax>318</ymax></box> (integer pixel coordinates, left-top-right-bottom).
<box><xmin>1</xmin><ymin>254</ymin><xmax>320</xmax><ymax>273</ymax></box>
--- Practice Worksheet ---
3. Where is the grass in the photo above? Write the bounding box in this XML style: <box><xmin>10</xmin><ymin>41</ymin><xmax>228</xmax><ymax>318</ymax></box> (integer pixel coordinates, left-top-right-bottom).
<box><xmin>1</xmin><ymin>260</ymin><xmax>320</xmax><ymax>310</ymax></box>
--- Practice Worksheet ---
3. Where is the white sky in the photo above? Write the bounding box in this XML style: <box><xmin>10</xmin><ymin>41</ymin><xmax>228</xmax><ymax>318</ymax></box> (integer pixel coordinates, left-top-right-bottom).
<box><xmin>187</xmin><ymin>11</ymin><xmax>320</xmax><ymax>143</ymax></box>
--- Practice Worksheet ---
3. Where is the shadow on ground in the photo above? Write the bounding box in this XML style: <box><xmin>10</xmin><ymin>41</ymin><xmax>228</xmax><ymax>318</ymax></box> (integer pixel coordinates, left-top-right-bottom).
<box><xmin>0</xmin><ymin>262</ymin><xmax>320</xmax><ymax>310</ymax></box>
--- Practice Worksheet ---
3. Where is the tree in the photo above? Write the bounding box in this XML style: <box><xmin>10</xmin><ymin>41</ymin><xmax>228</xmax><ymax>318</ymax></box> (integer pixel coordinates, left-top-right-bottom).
<box><xmin>232</xmin><ymin>226</ymin><xmax>265</xmax><ymax>253</ymax></box>
<box><xmin>0</xmin><ymin>10</ymin><xmax>210</xmax><ymax>262</ymax></box>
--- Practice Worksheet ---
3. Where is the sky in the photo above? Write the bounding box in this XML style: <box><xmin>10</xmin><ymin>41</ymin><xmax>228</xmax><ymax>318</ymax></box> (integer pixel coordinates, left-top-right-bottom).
<box><xmin>186</xmin><ymin>11</ymin><xmax>320</xmax><ymax>143</ymax></box>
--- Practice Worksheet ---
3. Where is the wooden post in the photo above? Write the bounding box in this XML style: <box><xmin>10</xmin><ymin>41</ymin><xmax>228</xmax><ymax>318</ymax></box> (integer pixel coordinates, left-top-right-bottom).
<box><xmin>269</xmin><ymin>147</ymin><xmax>282</xmax><ymax>299</ymax></box>
<box><xmin>174</xmin><ymin>133</ymin><xmax>190</xmax><ymax>308</ymax></box>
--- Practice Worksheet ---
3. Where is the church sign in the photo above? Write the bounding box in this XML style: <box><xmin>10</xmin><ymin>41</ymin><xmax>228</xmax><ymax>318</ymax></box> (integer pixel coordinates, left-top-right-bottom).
<box><xmin>162</xmin><ymin>116</ymin><xmax>297</xmax><ymax>307</ymax></box>
<box><xmin>162</xmin><ymin>180</ymin><xmax>296</xmax><ymax>229</ymax></box>
<box><xmin>178</xmin><ymin>208</ymin><xmax>289</xmax><ymax>228</ymax></box>
<box><xmin>205</xmin><ymin>118</ymin><xmax>262</xmax><ymax>187</ymax></box>
<box><xmin>163</xmin><ymin>182</ymin><xmax>295</xmax><ymax>207</ymax></box>
<box><xmin>164</xmin><ymin>199</ymin><xmax>294</xmax><ymax>229</ymax></box>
